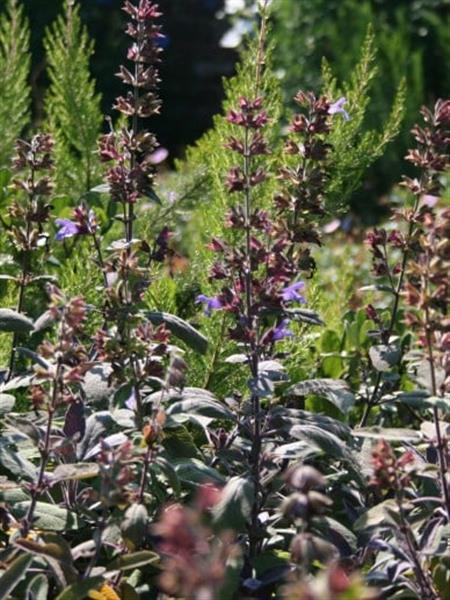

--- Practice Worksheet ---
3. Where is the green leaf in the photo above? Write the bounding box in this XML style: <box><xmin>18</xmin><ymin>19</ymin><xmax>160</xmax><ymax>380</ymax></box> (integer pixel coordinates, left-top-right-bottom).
<box><xmin>248</xmin><ymin>375</ymin><xmax>274</xmax><ymax>398</ymax></box>
<box><xmin>174</xmin><ymin>458</ymin><xmax>225</xmax><ymax>486</ymax></box>
<box><xmin>162</xmin><ymin>426</ymin><xmax>202</xmax><ymax>459</ymax></box>
<box><xmin>259</xmin><ymin>360</ymin><xmax>288</xmax><ymax>382</ymax></box>
<box><xmin>16</xmin><ymin>347</ymin><xmax>52</xmax><ymax>370</ymax></box>
<box><xmin>288</xmin><ymin>378</ymin><xmax>355</xmax><ymax>414</ymax></box>
<box><xmin>5</xmin><ymin>416</ymin><xmax>42</xmax><ymax>445</ymax></box>
<box><xmin>369</xmin><ymin>344</ymin><xmax>401</xmax><ymax>372</ymax></box>
<box><xmin>0</xmin><ymin>443</ymin><xmax>36</xmax><ymax>480</ymax></box>
<box><xmin>0</xmin><ymin>553</ymin><xmax>33</xmax><ymax>598</ymax></box>
<box><xmin>12</xmin><ymin>502</ymin><xmax>82</xmax><ymax>531</ymax></box>
<box><xmin>354</xmin><ymin>499</ymin><xmax>401</xmax><ymax>530</ymax></box>
<box><xmin>151</xmin><ymin>456</ymin><xmax>181</xmax><ymax>498</ymax></box>
<box><xmin>107</xmin><ymin>550</ymin><xmax>159</xmax><ymax>572</ymax></box>
<box><xmin>290</xmin><ymin>424</ymin><xmax>348</xmax><ymax>460</ymax></box>
<box><xmin>15</xmin><ymin>533</ymin><xmax>78</xmax><ymax>584</ymax></box>
<box><xmin>121</xmin><ymin>504</ymin><xmax>148</xmax><ymax>550</ymax></box>
<box><xmin>271</xmin><ymin>441</ymin><xmax>316</xmax><ymax>461</ymax></box>
<box><xmin>146</xmin><ymin>187</ymin><xmax>162</xmax><ymax>205</ymax></box>
<box><xmin>0</xmin><ymin>309</ymin><xmax>33</xmax><ymax>333</ymax></box>
<box><xmin>165</xmin><ymin>389</ymin><xmax>234</xmax><ymax>420</ymax></box>
<box><xmin>33</xmin><ymin>310</ymin><xmax>56</xmax><ymax>333</ymax></box>
<box><xmin>145</xmin><ymin>311</ymin><xmax>208</xmax><ymax>354</ymax></box>
<box><xmin>212</xmin><ymin>476</ymin><xmax>254</xmax><ymax>531</ymax></box>
<box><xmin>55</xmin><ymin>577</ymin><xmax>104</xmax><ymax>600</ymax></box>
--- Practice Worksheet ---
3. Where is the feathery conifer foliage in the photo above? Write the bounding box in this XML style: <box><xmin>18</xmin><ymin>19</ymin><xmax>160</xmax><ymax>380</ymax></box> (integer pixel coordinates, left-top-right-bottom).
<box><xmin>322</xmin><ymin>27</ymin><xmax>407</xmax><ymax>212</ymax></box>
<box><xmin>44</xmin><ymin>0</ymin><xmax>103</xmax><ymax>198</ymax></box>
<box><xmin>180</xmin><ymin>11</ymin><xmax>283</xmax><ymax>252</ymax></box>
<box><xmin>0</xmin><ymin>0</ymin><xmax>31</xmax><ymax>169</ymax></box>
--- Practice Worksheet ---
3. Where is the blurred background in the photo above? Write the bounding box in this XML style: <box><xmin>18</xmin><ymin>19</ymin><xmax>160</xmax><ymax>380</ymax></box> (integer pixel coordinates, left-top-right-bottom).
<box><xmin>10</xmin><ymin>0</ymin><xmax>450</xmax><ymax>213</ymax></box>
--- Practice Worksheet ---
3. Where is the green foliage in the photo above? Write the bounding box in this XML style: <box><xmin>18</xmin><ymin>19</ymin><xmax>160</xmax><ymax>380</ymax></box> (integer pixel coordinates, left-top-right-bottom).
<box><xmin>271</xmin><ymin>0</ymin><xmax>436</xmax><ymax>214</ymax></box>
<box><xmin>0</xmin><ymin>0</ymin><xmax>31</xmax><ymax>168</ymax></box>
<box><xmin>322</xmin><ymin>27</ymin><xmax>407</xmax><ymax>212</ymax></box>
<box><xmin>44</xmin><ymin>0</ymin><xmax>103</xmax><ymax>199</ymax></box>
<box><xmin>179</xmin><ymin>33</ymin><xmax>283</xmax><ymax>260</ymax></box>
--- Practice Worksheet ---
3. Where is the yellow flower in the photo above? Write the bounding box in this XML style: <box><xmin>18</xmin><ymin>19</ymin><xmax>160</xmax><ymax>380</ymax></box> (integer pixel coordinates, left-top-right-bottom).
<box><xmin>88</xmin><ymin>584</ymin><xmax>121</xmax><ymax>600</ymax></box>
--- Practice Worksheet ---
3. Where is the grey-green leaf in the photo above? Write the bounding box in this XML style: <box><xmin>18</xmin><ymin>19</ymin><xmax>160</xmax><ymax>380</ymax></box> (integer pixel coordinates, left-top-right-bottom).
<box><xmin>0</xmin><ymin>444</ymin><xmax>36</xmax><ymax>481</ymax></box>
<box><xmin>50</xmin><ymin>463</ymin><xmax>99</xmax><ymax>484</ymax></box>
<box><xmin>55</xmin><ymin>577</ymin><xmax>104</xmax><ymax>600</ymax></box>
<box><xmin>145</xmin><ymin>311</ymin><xmax>208</xmax><ymax>355</ymax></box>
<box><xmin>12</xmin><ymin>502</ymin><xmax>82</xmax><ymax>531</ymax></box>
<box><xmin>121</xmin><ymin>504</ymin><xmax>148</xmax><ymax>550</ymax></box>
<box><xmin>0</xmin><ymin>553</ymin><xmax>33</xmax><ymax>598</ymax></box>
<box><xmin>212</xmin><ymin>476</ymin><xmax>254</xmax><ymax>531</ymax></box>
<box><xmin>0</xmin><ymin>309</ymin><xmax>34</xmax><ymax>333</ymax></box>
<box><xmin>26</xmin><ymin>574</ymin><xmax>49</xmax><ymax>600</ymax></box>
<box><xmin>369</xmin><ymin>344</ymin><xmax>401</xmax><ymax>372</ymax></box>
<box><xmin>174</xmin><ymin>459</ymin><xmax>225</xmax><ymax>486</ymax></box>
<box><xmin>166</xmin><ymin>390</ymin><xmax>234</xmax><ymax>420</ymax></box>
<box><xmin>107</xmin><ymin>550</ymin><xmax>159</xmax><ymax>572</ymax></box>
<box><xmin>0</xmin><ymin>393</ymin><xmax>15</xmax><ymax>415</ymax></box>
<box><xmin>354</xmin><ymin>499</ymin><xmax>401</xmax><ymax>530</ymax></box>
<box><xmin>288</xmin><ymin>378</ymin><xmax>355</xmax><ymax>413</ymax></box>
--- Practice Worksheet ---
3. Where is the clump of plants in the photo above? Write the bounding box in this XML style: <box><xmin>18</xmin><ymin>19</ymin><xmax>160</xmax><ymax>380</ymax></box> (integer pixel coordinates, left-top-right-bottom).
<box><xmin>0</xmin><ymin>1</ymin><xmax>448</xmax><ymax>599</ymax></box>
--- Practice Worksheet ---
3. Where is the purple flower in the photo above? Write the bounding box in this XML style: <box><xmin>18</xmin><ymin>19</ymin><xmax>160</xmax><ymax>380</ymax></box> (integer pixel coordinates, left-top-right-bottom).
<box><xmin>273</xmin><ymin>319</ymin><xmax>294</xmax><ymax>341</ymax></box>
<box><xmin>125</xmin><ymin>390</ymin><xmax>137</xmax><ymax>411</ymax></box>
<box><xmin>329</xmin><ymin>97</ymin><xmax>350</xmax><ymax>121</ymax></box>
<box><xmin>149</xmin><ymin>147</ymin><xmax>169</xmax><ymax>165</ymax></box>
<box><xmin>281</xmin><ymin>281</ymin><xmax>306</xmax><ymax>304</ymax></box>
<box><xmin>195</xmin><ymin>294</ymin><xmax>223</xmax><ymax>316</ymax></box>
<box><xmin>55</xmin><ymin>219</ymin><xmax>79</xmax><ymax>241</ymax></box>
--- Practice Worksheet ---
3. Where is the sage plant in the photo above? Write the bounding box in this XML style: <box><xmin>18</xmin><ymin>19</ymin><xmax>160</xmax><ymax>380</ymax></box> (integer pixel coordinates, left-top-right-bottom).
<box><xmin>361</xmin><ymin>99</ymin><xmax>450</xmax><ymax>426</ymax></box>
<box><xmin>22</xmin><ymin>286</ymin><xmax>89</xmax><ymax>537</ymax></box>
<box><xmin>93</xmin><ymin>0</ymin><xmax>171</xmax><ymax>430</ymax></box>
<box><xmin>2</xmin><ymin>134</ymin><xmax>54</xmax><ymax>379</ymax></box>
<box><xmin>198</xmin><ymin>90</ymin><xmax>345</xmax><ymax>563</ymax></box>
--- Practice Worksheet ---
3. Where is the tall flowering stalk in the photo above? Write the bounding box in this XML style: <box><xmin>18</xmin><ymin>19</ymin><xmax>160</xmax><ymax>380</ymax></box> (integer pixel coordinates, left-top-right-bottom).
<box><xmin>93</xmin><ymin>1</ymin><xmax>170</xmax><ymax>429</ymax></box>
<box><xmin>401</xmin><ymin>102</ymin><xmax>450</xmax><ymax>519</ymax></box>
<box><xmin>361</xmin><ymin>99</ymin><xmax>450</xmax><ymax>426</ymax></box>
<box><xmin>198</xmin><ymin>82</ymin><xmax>345</xmax><ymax>560</ymax></box>
<box><xmin>3</xmin><ymin>134</ymin><xmax>54</xmax><ymax>379</ymax></box>
<box><xmin>99</xmin><ymin>0</ymin><xmax>162</xmax><ymax>244</ymax></box>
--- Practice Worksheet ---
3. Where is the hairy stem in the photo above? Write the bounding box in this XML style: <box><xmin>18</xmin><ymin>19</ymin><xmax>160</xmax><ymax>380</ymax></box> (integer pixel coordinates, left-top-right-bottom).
<box><xmin>138</xmin><ymin>444</ymin><xmax>152</xmax><ymax>504</ymax></box>
<box><xmin>243</xmin><ymin>125</ymin><xmax>262</xmax><ymax>563</ymax></box>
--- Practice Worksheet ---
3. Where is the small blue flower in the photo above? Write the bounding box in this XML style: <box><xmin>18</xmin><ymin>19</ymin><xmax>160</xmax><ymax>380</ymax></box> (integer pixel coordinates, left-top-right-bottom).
<box><xmin>273</xmin><ymin>319</ymin><xmax>294</xmax><ymax>341</ymax></box>
<box><xmin>55</xmin><ymin>219</ymin><xmax>79</xmax><ymax>241</ymax></box>
<box><xmin>195</xmin><ymin>294</ymin><xmax>223</xmax><ymax>316</ymax></box>
<box><xmin>329</xmin><ymin>97</ymin><xmax>350</xmax><ymax>121</ymax></box>
<box><xmin>281</xmin><ymin>281</ymin><xmax>306</xmax><ymax>304</ymax></box>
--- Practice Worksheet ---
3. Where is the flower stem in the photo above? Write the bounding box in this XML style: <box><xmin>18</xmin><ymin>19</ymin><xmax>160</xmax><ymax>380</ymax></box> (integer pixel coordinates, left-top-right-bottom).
<box><xmin>360</xmin><ymin>202</ymin><xmax>419</xmax><ymax>427</ymax></box>
<box><xmin>21</xmin><ymin>360</ymin><xmax>61</xmax><ymax>537</ymax></box>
